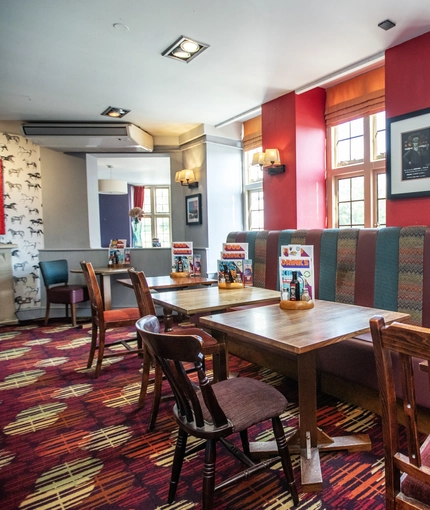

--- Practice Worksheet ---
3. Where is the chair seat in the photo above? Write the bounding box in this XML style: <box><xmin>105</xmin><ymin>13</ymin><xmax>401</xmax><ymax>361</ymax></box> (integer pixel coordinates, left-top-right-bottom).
<box><xmin>47</xmin><ymin>284</ymin><xmax>88</xmax><ymax>304</ymax></box>
<box><xmin>104</xmin><ymin>307</ymin><xmax>140</xmax><ymax>322</ymax></box>
<box><xmin>402</xmin><ymin>437</ymin><xmax>430</xmax><ymax>505</ymax></box>
<box><xmin>197</xmin><ymin>377</ymin><xmax>288</xmax><ymax>432</ymax></box>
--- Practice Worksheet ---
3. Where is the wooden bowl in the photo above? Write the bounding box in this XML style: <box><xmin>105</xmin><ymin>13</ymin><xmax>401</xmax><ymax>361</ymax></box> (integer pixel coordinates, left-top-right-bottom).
<box><xmin>170</xmin><ymin>271</ymin><xmax>191</xmax><ymax>278</ymax></box>
<box><xmin>218</xmin><ymin>281</ymin><xmax>245</xmax><ymax>289</ymax></box>
<box><xmin>280</xmin><ymin>299</ymin><xmax>314</xmax><ymax>310</ymax></box>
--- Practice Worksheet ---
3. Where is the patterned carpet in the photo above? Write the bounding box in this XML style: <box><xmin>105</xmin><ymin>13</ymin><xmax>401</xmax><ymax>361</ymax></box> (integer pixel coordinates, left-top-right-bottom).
<box><xmin>0</xmin><ymin>320</ymin><xmax>389</xmax><ymax>509</ymax></box>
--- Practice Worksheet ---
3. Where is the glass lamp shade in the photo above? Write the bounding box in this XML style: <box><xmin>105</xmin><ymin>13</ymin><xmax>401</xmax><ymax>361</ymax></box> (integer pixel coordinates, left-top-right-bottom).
<box><xmin>264</xmin><ymin>149</ymin><xmax>281</xmax><ymax>165</ymax></box>
<box><xmin>175</xmin><ymin>169</ymin><xmax>196</xmax><ymax>184</ymax></box>
<box><xmin>98</xmin><ymin>179</ymin><xmax>128</xmax><ymax>194</ymax></box>
<box><xmin>252</xmin><ymin>152</ymin><xmax>265</xmax><ymax>166</ymax></box>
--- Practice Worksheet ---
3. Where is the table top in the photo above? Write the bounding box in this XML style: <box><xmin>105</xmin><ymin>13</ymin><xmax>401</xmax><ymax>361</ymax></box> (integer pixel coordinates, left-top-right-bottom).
<box><xmin>151</xmin><ymin>285</ymin><xmax>280</xmax><ymax>315</ymax></box>
<box><xmin>71</xmin><ymin>266</ymin><xmax>133</xmax><ymax>275</ymax></box>
<box><xmin>117</xmin><ymin>275</ymin><xmax>218</xmax><ymax>290</ymax></box>
<box><xmin>200</xmin><ymin>299</ymin><xmax>410</xmax><ymax>355</ymax></box>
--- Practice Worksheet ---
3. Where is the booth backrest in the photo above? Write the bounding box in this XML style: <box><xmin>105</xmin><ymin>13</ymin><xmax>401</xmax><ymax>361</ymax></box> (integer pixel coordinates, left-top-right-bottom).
<box><xmin>227</xmin><ymin>226</ymin><xmax>430</xmax><ymax>327</ymax></box>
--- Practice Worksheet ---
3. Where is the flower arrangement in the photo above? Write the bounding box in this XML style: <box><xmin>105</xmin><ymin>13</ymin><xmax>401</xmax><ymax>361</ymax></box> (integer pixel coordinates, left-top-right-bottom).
<box><xmin>128</xmin><ymin>207</ymin><xmax>144</xmax><ymax>220</ymax></box>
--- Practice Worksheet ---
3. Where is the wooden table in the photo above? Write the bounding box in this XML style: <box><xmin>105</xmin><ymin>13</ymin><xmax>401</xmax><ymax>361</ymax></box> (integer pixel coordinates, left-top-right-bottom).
<box><xmin>71</xmin><ymin>266</ymin><xmax>132</xmax><ymax>310</ymax></box>
<box><xmin>199</xmin><ymin>300</ymin><xmax>410</xmax><ymax>492</ymax></box>
<box><xmin>150</xmin><ymin>285</ymin><xmax>281</xmax><ymax>333</ymax></box>
<box><xmin>117</xmin><ymin>275</ymin><xmax>218</xmax><ymax>291</ymax></box>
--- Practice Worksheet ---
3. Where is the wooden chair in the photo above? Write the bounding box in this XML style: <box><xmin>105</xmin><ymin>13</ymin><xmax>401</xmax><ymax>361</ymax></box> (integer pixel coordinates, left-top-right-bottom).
<box><xmin>370</xmin><ymin>316</ymin><xmax>430</xmax><ymax>509</ymax></box>
<box><xmin>136</xmin><ymin>315</ymin><xmax>299</xmax><ymax>510</ymax></box>
<box><xmin>40</xmin><ymin>259</ymin><xmax>89</xmax><ymax>327</ymax></box>
<box><xmin>80</xmin><ymin>261</ymin><xmax>141</xmax><ymax>378</ymax></box>
<box><xmin>128</xmin><ymin>268</ymin><xmax>226</xmax><ymax>430</ymax></box>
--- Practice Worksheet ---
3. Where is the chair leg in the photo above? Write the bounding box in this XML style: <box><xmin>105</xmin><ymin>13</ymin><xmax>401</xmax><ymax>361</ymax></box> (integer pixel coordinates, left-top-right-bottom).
<box><xmin>148</xmin><ymin>362</ymin><xmax>163</xmax><ymax>431</ymax></box>
<box><xmin>272</xmin><ymin>416</ymin><xmax>299</xmax><ymax>506</ymax></box>
<box><xmin>138</xmin><ymin>345</ymin><xmax>151</xmax><ymax>408</ymax></box>
<box><xmin>87</xmin><ymin>323</ymin><xmax>98</xmax><ymax>370</ymax></box>
<box><xmin>202</xmin><ymin>439</ymin><xmax>217</xmax><ymax>510</ymax></box>
<box><xmin>71</xmin><ymin>303</ymin><xmax>77</xmax><ymax>327</ymax></box>
<box><xmin>240</xmin><ymin>429</ymin><xmax>250</xmax><ymax>457</ymax></box>
<box><xmin>44</xmin><ymin>301</ymin><xmax>51</xmax><ymax>326</ymax></box>
<box><xmin>168</xmin><ymin>428</ymin><xmax>188</xmax><ymax>504</ymax></box>
<box><xmin>94</xmin><ymin>327</ymin><xmax>105</xmax><ymax>378</ymax></box>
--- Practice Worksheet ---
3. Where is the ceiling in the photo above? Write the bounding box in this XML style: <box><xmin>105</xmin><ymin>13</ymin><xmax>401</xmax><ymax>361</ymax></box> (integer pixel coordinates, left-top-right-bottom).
<box><xmin>1</xmin><ymin>1</ymin><xmax>429</xmax><ymax>142</ymax></box>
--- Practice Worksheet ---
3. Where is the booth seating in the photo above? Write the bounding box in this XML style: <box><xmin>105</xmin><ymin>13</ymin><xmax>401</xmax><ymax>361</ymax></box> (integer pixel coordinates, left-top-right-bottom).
<box><xmin>226</xmin><ymin>226</ymin><xmax>430</xmax><ymax>415</ymax></box>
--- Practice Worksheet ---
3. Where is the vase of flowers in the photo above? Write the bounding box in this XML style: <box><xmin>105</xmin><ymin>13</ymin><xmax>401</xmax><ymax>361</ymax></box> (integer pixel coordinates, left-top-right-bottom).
<box><xmin>129</xmin><ymin>207</ymin><xmax>144</xmax><ymax>248</ymax></box>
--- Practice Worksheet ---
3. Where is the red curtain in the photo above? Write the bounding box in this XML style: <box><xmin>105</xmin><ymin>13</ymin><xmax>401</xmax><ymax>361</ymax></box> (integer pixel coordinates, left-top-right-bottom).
<box><xmin>133</xmin><ymin>186</ymin><xmax>144</xmax><ymax>209</ymax></box>
<box><xmin>0</xmin><ymin>160</ymin><xmax>5</xmax><ymax>234</ymax></box>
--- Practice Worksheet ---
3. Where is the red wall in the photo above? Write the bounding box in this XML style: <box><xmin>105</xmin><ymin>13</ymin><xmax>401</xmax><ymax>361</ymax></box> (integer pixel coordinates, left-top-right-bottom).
<box><xmin>262</xmin><ymin>88</ymin><xmax>326</xmax><ymax>230</ymax></box>
<box><xmin>385</xmin><ymin>31</ymin><xmax>430</xmax><ymax>226</ymax></box>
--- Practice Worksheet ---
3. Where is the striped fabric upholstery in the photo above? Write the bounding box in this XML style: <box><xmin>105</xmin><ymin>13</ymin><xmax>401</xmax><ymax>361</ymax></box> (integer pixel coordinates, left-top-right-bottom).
<box><xmin>253</xmin><ymin>231</ymin><xmax>269</xmax><ymax>288</ymax></box>
<box><xmin>225</xmin><ymin>227</ymin><xmax>430</xmax><ymax>328</ymax></box>
<box><xmin>398</xmin><ymin>226</ymin><xmax>426</xmax><ymax>325</ymax></box>
<box><xmin>335</xmin><ymin>229</ymin><xmax>360</xmax><ymax>305</ymax></box>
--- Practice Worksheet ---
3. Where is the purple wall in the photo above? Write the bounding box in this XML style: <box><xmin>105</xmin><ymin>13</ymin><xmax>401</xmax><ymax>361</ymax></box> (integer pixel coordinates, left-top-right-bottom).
<box><xmin>99</xmin><ymin>193</ymin><xmax>131</xmax><ymax>247</ymax></box>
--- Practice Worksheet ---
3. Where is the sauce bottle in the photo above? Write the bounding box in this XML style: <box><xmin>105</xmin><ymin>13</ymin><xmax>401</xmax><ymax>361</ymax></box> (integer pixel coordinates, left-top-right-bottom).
<box><xmin>289</xmin><ymin>271</ymin><xmax>301</xmax><ymax>301</ymax></box>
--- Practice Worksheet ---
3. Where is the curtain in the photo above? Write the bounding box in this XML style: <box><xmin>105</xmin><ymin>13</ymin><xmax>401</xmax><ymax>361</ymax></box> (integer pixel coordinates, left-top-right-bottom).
<box><xmin>325</xmin><ymin>66</ymin><xmax>385</xmax><ymax>127</ymax></box>
<box><xmin>133</xmin><ymin>185</ymin><xmax>145</xmax><ymax>209</ymax></box>
<box><xmin>243</xmin><ymin>116</ymin><xmax>262</xmax><ymax>151</ymax></box>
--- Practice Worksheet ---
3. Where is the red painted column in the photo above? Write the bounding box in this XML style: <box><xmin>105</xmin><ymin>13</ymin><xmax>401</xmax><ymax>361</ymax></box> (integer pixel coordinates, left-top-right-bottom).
<box><xmin>385</xmin><ymin>30</ymin><xmax>430</xmax><ymax>226</ymax></box>
<box><xmin>262</xmin><ymin>88</ymin><xmax>326</xmax><ymax>230</ymax></box>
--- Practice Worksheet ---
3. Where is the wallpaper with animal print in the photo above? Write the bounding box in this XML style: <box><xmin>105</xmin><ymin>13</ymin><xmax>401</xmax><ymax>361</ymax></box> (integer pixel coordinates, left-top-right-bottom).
<box><xmin>0</xmin><ymin>132</ymin><xmax>43</xmax><ymax>312</ymax></box>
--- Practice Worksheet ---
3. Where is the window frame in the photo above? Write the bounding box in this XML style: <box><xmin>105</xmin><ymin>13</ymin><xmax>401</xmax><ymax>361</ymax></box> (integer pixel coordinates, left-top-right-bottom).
<box><xmin>243</xmin><ymin>147</ymin><xmax>264</xmax><ymax>231</ymax></box>
<box><xmin>327</xmin><ymin>113</ymin><xmax>386</xmax><ymax>228</ymax></box>
<box><xmin>140</xmin><ymin>185</ymin><xmax>172</xmax><ymax>247</ymax></box>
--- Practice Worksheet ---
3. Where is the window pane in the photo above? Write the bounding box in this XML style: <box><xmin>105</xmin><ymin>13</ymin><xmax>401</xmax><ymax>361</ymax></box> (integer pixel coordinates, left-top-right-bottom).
<box><xmin>155</xmin><ymin>188</ymin><xmax>169</xmax><ymax>213</ymax></box>
<box><xmin>338</xmin><ymin>203</ymin><xmax>351</xmax><ymax>226</ymax></box>
<box><xmin>246</xmin><ymin>147</ymin><xmax>263</xmax><ymax>184</ymax></box>
<box><xmin>350</xmin><ymin>118</ymin><xmax>364</xmax><ymax>137</ymax></box>
<box><xmin>372</xmin><ymin>112</ymin><xmax>386</xmax><ymax>160</ymax></box>
<box><xmin>377</xmin><ymin>173</ymin><xmax>386</xmax><ymax>227</ymax></box>
<box><xmin>141</xmin><ymin>217</ymin><xmax>152</xmax><ymax>247</ymax></box>
<box><xmin>143</xmin><ymin>188</ymin><xmax>151</xmax><ymax>214</ymax></box>
<box><xmin>337</xmin><ymin>140</ymin><xmax>351</xmax><ymax>166</ymax></box>
<box><xmin>377</xmin><ymin>173</ymin><xmax>386</xmax><ymax>199</ymax></box>
<box><xmin>156</xmin><ymin>217</ymin><xmax>170</xmax><ymax>247</ymax></box>
<box><xmin>351</xmin><ymin>201</ymin><xmax>364</xmax><ymax>226</ymax></box>
<box><xmin>248</xmin><ymin>190</ymin><xmax>264</xmax><ymax>230</ymax></box>
<box><xmin>350</xmin><ymin>137</ymin><xmax>364</xmax><ymax>162</ymax></box>
<box><xmin>338</xmin><ymin>178</ymin><xmax>351</xmax><ymax>201</ymax></box>
<box><xmin>351</xmin><ymin>176</ymin><xmax>364</xmax><ymax>200</ymax></box>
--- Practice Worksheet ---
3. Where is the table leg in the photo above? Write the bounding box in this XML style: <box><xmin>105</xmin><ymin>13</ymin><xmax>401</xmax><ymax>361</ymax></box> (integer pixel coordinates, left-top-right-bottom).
<box><xmin>210</xmin><ymin>329</ymin><xmax>229</xmax><ymax>381</ymax></box>
<box><xmin>249</xmin><ymin>349</ymin><xmax>372</xmax><ymax>492</ymax></box>
<box><xmin>163</xmin><ymin>307</ymin><xmax>174</xmax><ymax>332</ymax></box>
<box><xmin>99</xmin><ymin>274</ymin><xmax>112</xmax><ymax>310</ymax></box>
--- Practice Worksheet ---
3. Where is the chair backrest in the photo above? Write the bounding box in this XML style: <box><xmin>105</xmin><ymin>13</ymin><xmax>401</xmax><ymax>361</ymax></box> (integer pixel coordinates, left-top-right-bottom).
<box><xmin>128</xmin><ymin>269</ymin><xmax>156</xmax><ymax>316</ymax></box>
<box><xmin>80</xmin><ymin>261</ymin><xmax>104</xmax><ymax>321</ymax></box>
<box><xmin>40</xmin><ymin>259</ymin><xmax>69</xmax><ymax>287</ymax></box>
<box><xmin>370</xmin><ymin>316</ymin><xmax>430</xmax><ymax>507</ymax></box>
<box><xmin>136</xmin><ymin>315</ymin><xmax>229</xmax><ymax>430</ymax></box>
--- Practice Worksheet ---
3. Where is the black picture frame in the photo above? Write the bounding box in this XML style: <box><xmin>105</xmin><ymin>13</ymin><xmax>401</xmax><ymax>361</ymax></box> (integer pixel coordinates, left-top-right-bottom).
<box><xmin>185</xmin><ymin>193</ymin><xmax>202</xmax><ymax>225</ymax></box>
<box><xmin>387</xmin><ymin>106</ymin><xmax>430</xmax><ymax>199</ymax></box>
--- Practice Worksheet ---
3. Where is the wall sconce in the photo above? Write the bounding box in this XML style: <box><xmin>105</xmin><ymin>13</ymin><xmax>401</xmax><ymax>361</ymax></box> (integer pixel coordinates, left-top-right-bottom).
<box><xmin>252</xmin><ymin>149</ymin><xmax>285</xmax><ymax>176</ymax></box>
<box><xmin>175</xmin><ymin>169</ymin><xmax>198</xmax><ymax>188</ymax></box>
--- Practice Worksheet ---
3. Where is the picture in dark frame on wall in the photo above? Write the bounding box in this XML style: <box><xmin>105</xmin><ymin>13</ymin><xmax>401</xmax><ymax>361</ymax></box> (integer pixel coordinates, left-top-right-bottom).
<box><xmin>387</xmin><ymin>106</ymin><xmax>430</xmax><ymax>199</ymax></box>
<box><xmin>185</xmin><ymin>193</ymin><xmax>202</xmax><ymax>225</ymax></box>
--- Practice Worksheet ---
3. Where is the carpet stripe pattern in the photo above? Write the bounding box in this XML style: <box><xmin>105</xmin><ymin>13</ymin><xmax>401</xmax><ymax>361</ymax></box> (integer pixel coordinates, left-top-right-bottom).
<box><xmin>0</xmin><ymin>321</ymin><xmax>397</xmax><ymax>509</ymax></box>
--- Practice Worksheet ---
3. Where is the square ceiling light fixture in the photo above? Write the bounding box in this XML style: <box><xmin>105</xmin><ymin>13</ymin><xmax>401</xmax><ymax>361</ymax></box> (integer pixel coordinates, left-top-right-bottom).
<box><xmin>162</xmin><ymin>36</ymin><xmax>209</xmax><ymax>63</ymax></box>
<box><xmin>101</xmin><ymin>106</ymin><xmax>130</xmax><ymax>118</ymax></box>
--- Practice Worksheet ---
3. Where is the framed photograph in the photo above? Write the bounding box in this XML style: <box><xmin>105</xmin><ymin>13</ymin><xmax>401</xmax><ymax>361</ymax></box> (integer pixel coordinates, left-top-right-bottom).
<box><xmin>387</xmin><ymin>106</ymin><xmax>430</xmax><ymax>199</ymax></box>
<box><xmin>185</xmin><ymin>193</ymin><xmax>202</xmax><ymax>225</ymax></box>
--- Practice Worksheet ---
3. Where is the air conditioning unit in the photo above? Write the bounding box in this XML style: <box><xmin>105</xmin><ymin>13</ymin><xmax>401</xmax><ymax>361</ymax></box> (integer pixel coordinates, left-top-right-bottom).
<box><xmin>21</xmin><ymin>122</ymin><xmax>153</xmax><ymax>153</ymax></box>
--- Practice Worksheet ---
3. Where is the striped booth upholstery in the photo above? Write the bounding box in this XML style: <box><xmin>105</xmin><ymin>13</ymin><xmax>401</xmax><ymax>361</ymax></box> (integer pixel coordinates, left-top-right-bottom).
<box><xmin>226</xmin><ymin>226</ymin><xmax>430</xmax><ymax>410</ymax></box>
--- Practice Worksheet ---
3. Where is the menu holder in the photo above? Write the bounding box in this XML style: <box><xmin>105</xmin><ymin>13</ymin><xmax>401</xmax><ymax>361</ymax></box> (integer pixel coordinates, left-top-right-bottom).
<box><xmin>170</xmin><ymin>271</ymin><xmax>191</xmax><ymax>278</ymax></box>
<box><xmin>218</xmin><ymin>281</ymin><xmax>245</xmax><ymax>289</ymax></box>
<box><xmin>280</xmin><ymin>299</ymin><xmax>314</xmax><ymax>310</ymax></box>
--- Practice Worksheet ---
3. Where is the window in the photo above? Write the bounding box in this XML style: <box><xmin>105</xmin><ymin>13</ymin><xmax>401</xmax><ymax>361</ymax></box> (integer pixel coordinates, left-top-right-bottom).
<box><xmin>327</xmin><ymin>112</ymin><xmax>386</xmax><ymax>228</ymax></box>
<box><xmin>139</xmin><ymin>186</ymin><xmax>171</xmax><ymax>247</ymax></box>
<box><xmin>244</xmin><ymin>147</ymin><xmax>264</xmax><ymax>230</ymax></box>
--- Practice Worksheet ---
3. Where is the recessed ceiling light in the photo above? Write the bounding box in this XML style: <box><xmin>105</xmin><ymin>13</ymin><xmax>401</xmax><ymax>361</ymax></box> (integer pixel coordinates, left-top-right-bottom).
<box><xmin>162</xmin><ymin>36</ymin><xmax>209</xmax><ymax>63</ymax></box>
<box><xmin>378</xmin><ymin>19</ymin><xmax>396</xmax><ymax>31</ymax></box>
<box><xmin>113</xmin><ymin>23</ymin><xmax>129</xmax><ymax>31</ymax></box>
<box><xmin>101</xmin><ymin>106</ymin><xmax>130</xmax><ymax>118</ymax></box>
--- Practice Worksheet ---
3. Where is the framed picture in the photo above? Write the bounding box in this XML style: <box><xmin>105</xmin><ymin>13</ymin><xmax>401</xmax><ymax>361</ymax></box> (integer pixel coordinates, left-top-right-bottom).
<box><xmin>387</xmin><ymin>106</ymin><xmax>430</xmax><ymax>199</ymax></box>
<box><xmin>185</xmin><ymin>193</ymin><xmax>202</xmax><ymax>225</ymax></box>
